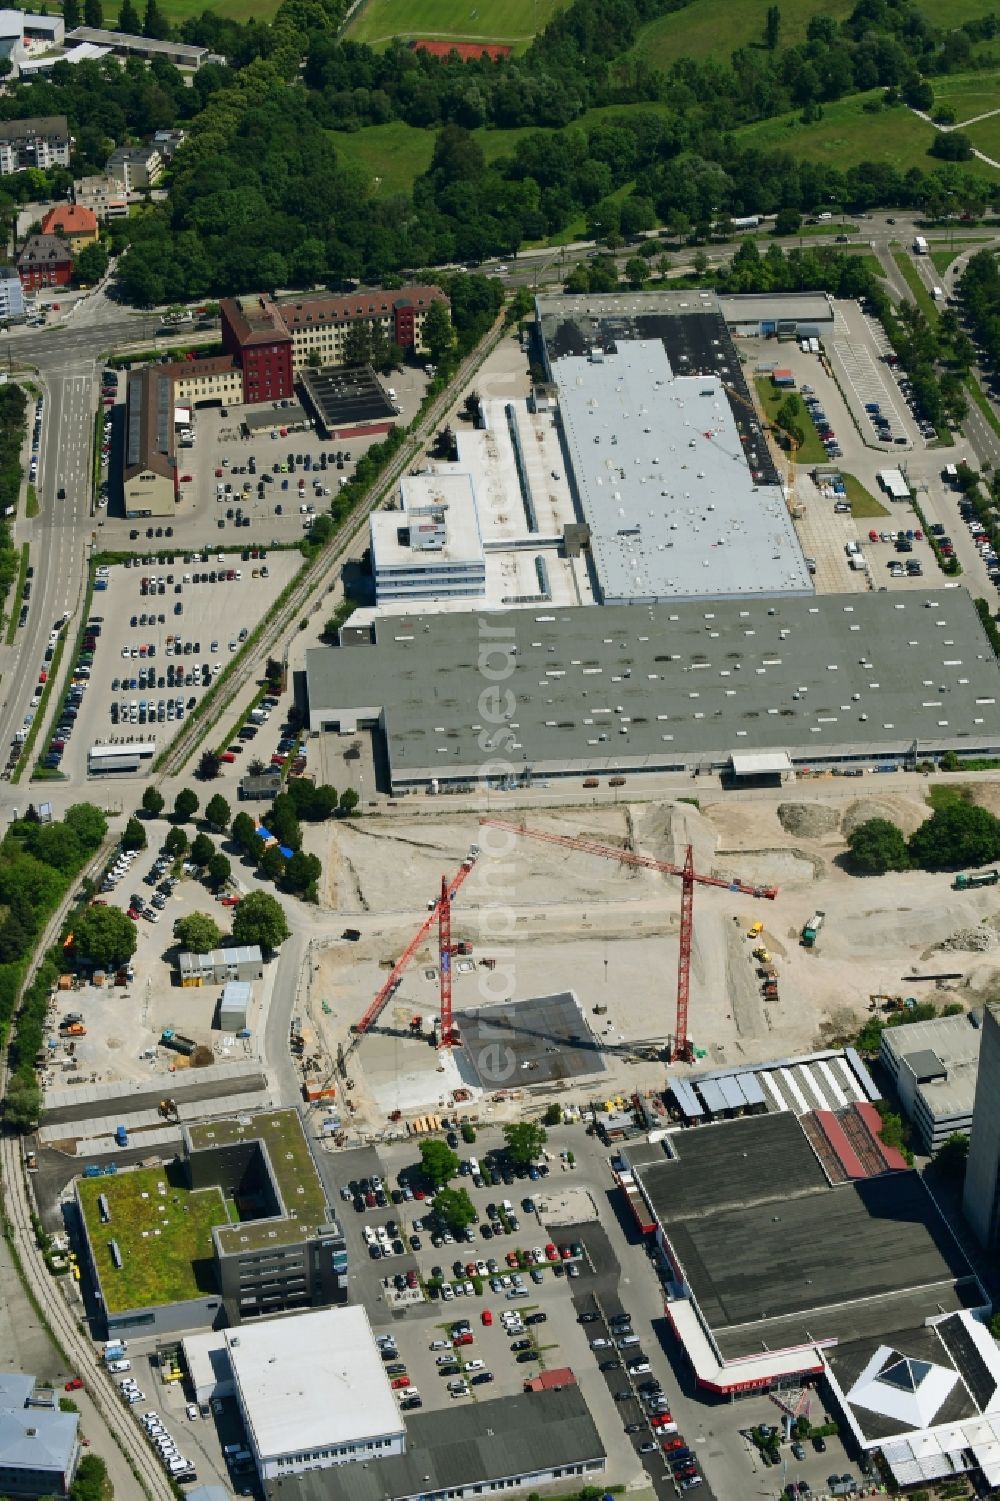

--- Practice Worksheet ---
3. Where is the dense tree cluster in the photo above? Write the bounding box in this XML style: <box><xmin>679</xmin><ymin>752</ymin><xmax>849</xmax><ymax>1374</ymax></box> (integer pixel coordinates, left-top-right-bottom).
<box><xmin>849</xmin><ymin>800</ymin><xmax>1000</xmax><ymax>874</ymax></box>
<box><xmin>961</xmin><ymin>248</ymin><xmax>1000</xmax><ymax>373</ymax></box>
<box><xmin>0</xmin><ymin>0</ymin><xmax>956</xmax><ymax>303</ymax></box>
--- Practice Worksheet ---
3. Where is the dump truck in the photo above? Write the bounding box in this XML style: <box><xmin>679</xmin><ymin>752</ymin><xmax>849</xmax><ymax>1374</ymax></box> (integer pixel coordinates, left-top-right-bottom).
<box><xmin>953</xmin><ymin>870</ymin><xmax>1000</xmax><ymax>890</ymax></box>
<box><xmin>159</xmin><ymin>1028</ymin><xmax>196</xmax><ymax>1055</ymax></box>
<box><xmin>751</xmin><ymin>945</ymin><xmax>772</xmax><ymax>963</ymax></box>
<box><xmin>801</xmin><ymin>911</ymin><xmax>826</xmax><ymax>947</ymax></box>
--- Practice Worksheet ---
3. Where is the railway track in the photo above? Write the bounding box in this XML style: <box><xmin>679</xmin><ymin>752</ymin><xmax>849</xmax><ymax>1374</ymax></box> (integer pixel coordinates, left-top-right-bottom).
<box><xmin>0</xmin><ymin>843</ymin><xmax>174</xmax><ymax>1501</ymax></box>
<box><xmin>159</xmin><ymin>317</ymin><xmax>509</xmax><ymax>779</ymax></box>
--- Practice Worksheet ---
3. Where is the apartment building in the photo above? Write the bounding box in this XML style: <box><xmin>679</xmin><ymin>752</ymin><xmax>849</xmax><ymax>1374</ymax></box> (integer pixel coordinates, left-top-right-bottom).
<box><xmin>0</xmin><ymin>115</ymin><xmax>70</xmax><ymax>174</ymax></box>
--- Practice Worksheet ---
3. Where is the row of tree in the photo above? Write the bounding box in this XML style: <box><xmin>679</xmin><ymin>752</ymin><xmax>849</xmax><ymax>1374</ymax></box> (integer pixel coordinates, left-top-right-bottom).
<box><xmin>2</xmin><ymin>804</ymin><xmax>111</xmax><ymax>1130</ymax></box>
<box><xmin>0</xmin><ymin>384</ymin><xmax>26</xmax><ymax>639</ymax></box>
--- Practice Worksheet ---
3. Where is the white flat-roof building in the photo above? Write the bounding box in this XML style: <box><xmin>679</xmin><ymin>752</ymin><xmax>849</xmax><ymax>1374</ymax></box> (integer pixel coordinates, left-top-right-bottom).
<box><xmin>358</xmin><ymin>397</ymin><xmax>593</xmax><ymax>624</ymax></box>
<box><xmin>225</xmin><ymin>1308</ymin><xmax>405</xmax><ymax>1482</ymax></box>
<box><xmin>371</xmin><ymin>472</ymin><xmax>485</xmax><ymax>604</ymax></box>
<box><xmin>552</xmin><ymin>338</ymin><xmax>812</xmax><ymax>603</ymax></box>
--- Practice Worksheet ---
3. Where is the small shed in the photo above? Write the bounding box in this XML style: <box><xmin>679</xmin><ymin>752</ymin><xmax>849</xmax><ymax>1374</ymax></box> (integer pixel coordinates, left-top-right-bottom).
<box><xmin>218</xmin><ymin>980</ymin><xmax>251</xmax><ymax>1032</ymax></box>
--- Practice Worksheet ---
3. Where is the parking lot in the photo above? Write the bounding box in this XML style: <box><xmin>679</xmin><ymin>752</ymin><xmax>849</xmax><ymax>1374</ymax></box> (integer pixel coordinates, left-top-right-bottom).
<box><xmin>105</xmin><ymin>1349</ymin><xmax>249</xmax><ymax>1497</ymax></box>
<box><xmin>45</xmin><ymin>552</ymin><xmax>299</xmax><ymax>783</ymax></box>
<box><xmin>99</xmin><ymin>362</ymin><xmax>428</xmax><ymax>555</ymax></box>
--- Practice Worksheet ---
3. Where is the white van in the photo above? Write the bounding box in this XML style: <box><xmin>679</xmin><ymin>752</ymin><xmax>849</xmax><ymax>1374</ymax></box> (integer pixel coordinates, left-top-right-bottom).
<box><xmin>108</xmin><ymin>1359</ymin><xmax>131</xmax><ymax>1372</ymax></box>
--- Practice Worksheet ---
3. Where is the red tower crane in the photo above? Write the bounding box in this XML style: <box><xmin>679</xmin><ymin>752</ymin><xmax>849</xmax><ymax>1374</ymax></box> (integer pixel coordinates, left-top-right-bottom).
<box><xmin>480</xmin><ymin>818</ymin><xmax>777</xmax><ymax>1062</ymax></box>
<box><xmin>351</xmin><ymin>856</ymin><xmax>477</xmax><ymax>1044</ymax></box>
<box><xmin>675</xmin><ymin>846</ymin><xmax>695</xmax><ymax>1064</ymax></box>
<box><xmin>438</xmin><ymin>873</ymin><xmax>460</xmax><ymax>1050</ymax></box>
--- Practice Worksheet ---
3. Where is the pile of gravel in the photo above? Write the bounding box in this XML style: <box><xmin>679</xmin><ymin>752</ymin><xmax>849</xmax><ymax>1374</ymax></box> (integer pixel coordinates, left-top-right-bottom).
<box><xmin>777</xmin><ymin>803</ymin><xmax>839</xmax><ymax>838</ymax></box>
<box><xmin>941</xmin><ymin>926</ymin><xmax>998</xmax><ymax>953</ymax></box>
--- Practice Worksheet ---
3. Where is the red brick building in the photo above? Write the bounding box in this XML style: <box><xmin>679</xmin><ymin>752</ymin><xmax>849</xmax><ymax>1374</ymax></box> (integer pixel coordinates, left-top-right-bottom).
<box><xmin>219</xmin><ymin>284</ymin><xmax>449</xmax><ymax>400</ymax></box>
<box><xmin>219</xmin><ymin>293</ymin><xmax>294</xmax><ymax>406</ymax></box>
<box><xmin>17</xmin><ymin>233</ymin><xmax>72</xmax><ymax>290</ymax></box>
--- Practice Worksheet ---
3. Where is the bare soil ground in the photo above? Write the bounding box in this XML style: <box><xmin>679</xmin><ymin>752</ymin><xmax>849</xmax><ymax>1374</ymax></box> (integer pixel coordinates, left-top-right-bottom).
<box><xmin>311</xmin><ymin>788</ymin><xmax>1000</xmax><ymax>1124</ymax></box>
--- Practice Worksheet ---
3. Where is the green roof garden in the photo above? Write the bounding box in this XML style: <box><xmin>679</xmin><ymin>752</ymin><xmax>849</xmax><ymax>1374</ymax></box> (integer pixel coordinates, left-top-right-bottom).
<box><xmin>187</xmin><ymin>1108</ymin><xmax>330</xmax><ymax>1253</ymax></box>
<box><xmin>77</xmin><ymin>1164</ymin><xmax>224</xmax><ymax>1313</ymax></box>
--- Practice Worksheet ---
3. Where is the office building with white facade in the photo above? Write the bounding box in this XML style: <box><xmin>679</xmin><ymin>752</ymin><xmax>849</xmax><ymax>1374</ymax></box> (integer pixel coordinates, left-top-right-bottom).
<box><xmin>371</xmin><ymin>472</ymin><xmax>485</xmax><ymax>605</ymax></box>
<box><xmin>226</xmin><ymin>1307</ymin><xmax>404</xmax><ymax>1482</ymax></box>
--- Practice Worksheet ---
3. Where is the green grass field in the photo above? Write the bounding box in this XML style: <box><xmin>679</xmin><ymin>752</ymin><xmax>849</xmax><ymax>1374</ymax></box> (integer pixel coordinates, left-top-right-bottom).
<box><xmin>158</xmin><ymin>0</ymin><xmax>283</xmax><ymax>20</ymax></box>
<box><xmin>344</xmin><ymin>0</ymin><xmax>569</xmax><ymax>50</ymax></box>
<box><xmin>966</xmin><ymin>111</ymin><xmax>1000</xmax><ymax>161</ymax></box>
<box><xmin>78</xmin><ymin>1165</ymin><xmax>225</xmax><ymax>1313</ymax></box>
<box><xmin>736</xmin><ymin>91</ymin><xmax>1000</xmax><ymax>181</ymax></box>
<box><xmin>842</xmin><ymin>472</ymin><xmax>889</xmax><ymax>518</ymax></box>
<box><xmin>929</xmin><ymin>68</ymin><xmax>1000</xmax><ymax>122</ymax></box>
<box><xmin>754</xmin><ymin>377</ymin><xmax>828</xmax><ymax>465</ymax></box>
<box><xmin>632</xmin><ymin>0</ymin><xmax>856</xmax><ymax>69</ymax></box>
<box><xmin>892</xmin><ymin>249</ymin><xmax>940</xmax><ymax>322</ymax></box>
<box><xmin>332</xmin><ymin>102</ymin><xmax>672</xmax><ymax>194</ymax></box>
<box><xmin>331</xmin><ymin>122</ymin><xmax>436</xmax><ymax>195</ymax></box>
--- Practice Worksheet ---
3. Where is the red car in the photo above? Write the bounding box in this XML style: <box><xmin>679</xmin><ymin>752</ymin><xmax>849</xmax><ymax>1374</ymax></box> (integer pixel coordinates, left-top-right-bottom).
<box><xmin>663</xmin><ymin>1437</ymin><xmax>686</xmax><ymax>1451</ymax></box>
<box><xmin>506</xmin><ymin>1251</ymin><xmax>519</xmax><ymax>1267</ymax></box>
<box><xmin>545</xmin><ymin>1243</ymin><xmax>558</xmax><ymax>1261</ymax></box>
<box><xmin>651</xmin><ymin>1414</ymin><xmax>674</xmax><ymax>1428</ymax></box>
<box><xmin>390</xmin><ymin>1376</ymin><xmax>410</xmax><ymax>1390</ymax></box>
<box><xmin>481</xmin><ymin>1310</ymin><xmax>493</xmax><ymax>1326</ymax></box>
<box><xmin>406</xmin><ymin>1270</ymin><xmax>419</xmax><ymax>1288</ymax></box>
<box><xmin>454</xmin><ymin>1332</ymin><xmax>473</xmax><ymax>1347</ymax></box>
<box><xmin>868</xmin><ymin>529</ymin><xmax>879</xmax><ymax>542</ymax></box>
<box><xmin>220</xmin><ymin>895</ymin><xmax>240</xmax><ymax>907</ymax></box>
<box><xmin>180</xmin><ymin>474</ymin><xmax>193</xmax><ymax>483</ymax></box>
<box><xmin>413</xmin><ymin>1188</ymin><xmax>426</xmax><ymax>1200</ymax></box>
<box><xmin>65</xmin><ymin>1378</ymin><xmax>83</xmax><ymax>1391</ymax></box>
<box><xmin>127</xmin><ymin>909</ymin><xmax>140</xmax><ymax>921</ymax></box>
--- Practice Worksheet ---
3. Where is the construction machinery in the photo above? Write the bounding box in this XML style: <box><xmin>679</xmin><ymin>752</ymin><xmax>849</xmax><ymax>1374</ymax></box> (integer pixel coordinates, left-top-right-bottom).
<box><xmin>801</xmin><ymin>911</ymin><xmax>826</xmax><ymax>948</ymax></box>
<box><xmin>349</xmin><ymin>852</ymin><xmax>478</xmax><ymax>1053</ymax></box>
<box><xmin>480</xmin><ymin>818</ymin><xmax>777</xmax><ymax>1063</ymax></box>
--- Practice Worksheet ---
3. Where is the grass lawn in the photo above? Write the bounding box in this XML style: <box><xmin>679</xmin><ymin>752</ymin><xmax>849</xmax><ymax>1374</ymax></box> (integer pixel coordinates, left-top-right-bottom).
<box><xmin>856</xmin><ymin>253</ymin><xmax>887</xmax><ymax>279</ymax></box>
<box><xmin>78</xmin><ymin>1164</ymin><xmax>225</xmax><ymax>1313</ymax></box>
<box><xmin>158</xmin><ymin>0</ymin><xmax>284</xmax><ymax>19</ymax></box>
<box><xmin>344</xmin><ymin>0</ymin><xmax>570</xmax><ymax>50</ymax></box>
<box><xmin>793</xmin><ymin>221</ymin><xmax>860</xmax><ymax>237</ymax></box>
<box><xmin>926</xmin><ymin>782</ymin><xmax>973</xmax><ymax>812</ymax></box>
<box><xmin>965</xmin><ymin>112</ymin><xmax>1000</xmax><ymax>162</ymax></box>
<box><xmin>737</xmin><ymin>93</ymin><xmax>1000</xmax><ymax>182</ymax></box>
<box><xmin>6</xmin><ymin>544</ymin><xmax>28</xmax><ymax>645</ymax></box>
<box><xmin>331</xmin><ymin>122</ymin><xmax>436</xmax><ymax>195</ymax></box>
<box><xmin>632</xmin><ymin>0</ymin><xmax>856</xmax><ymax>68</ymax></box>
<box><xmin>841</xmin><ymin>472</ymin><xmax>889</xmax><ymax>518</ymax></box>
<box><xmin>753</xmin><ymin>377</ymin><xmax>828</xmax><ymax>465</ymax></box>
<box><xmin>892</xmin><ymin>249</ymin><xmax>940</xmax><ymax>322</ymax></box>
<box><xmin>927</xmin><ymin>68</ymin><xmax>1000</xmax><ymax>123</ymax></box>
<box><xmin>333</xmin><ymin>103</ymin><xmax>672</xmax><ymax>195</ymax></box>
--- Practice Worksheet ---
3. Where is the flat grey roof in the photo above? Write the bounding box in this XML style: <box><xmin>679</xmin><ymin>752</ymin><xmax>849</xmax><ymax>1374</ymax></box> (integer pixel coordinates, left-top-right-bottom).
<box><xmin>0</xmin><ymin>1373</ymin><xmax>79</xmax><ymax>1475</ymax></box>
<box><xmin>306</xmin><ymin>590</ymin><xmax>1000</xmax><ymax>784</ymax></box>
<box><xmin>717</xmin><ymin>292</ymin><xmax>835</xmax><ymax>325</ymax></box>
<box><xmin>633</xmin><ymin>1114</ymin><xmax>981</xmax><ymax>1360</ymax></box>
<box><xmin>552</xmin><ymin>339</ymin><xmax>811</xmax><ymax>602</ymax></box>
<box><xmin>67</xmin><ymin>23</ymin><xmax>207</xmax><ymax>57</ymax></box>
<box><xmin>885</xmin><ymin>1012</ymin><xmax>982</xmax><ymax>1124</ymax></box>
<box><xmin>263</xmin><ymin>1388</ymin><xmax>604</xmax><ymax>1501</ymax></box>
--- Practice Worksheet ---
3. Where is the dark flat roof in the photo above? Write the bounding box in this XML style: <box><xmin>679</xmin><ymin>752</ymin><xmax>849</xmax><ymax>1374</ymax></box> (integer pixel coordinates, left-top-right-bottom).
<box><xmin>264</xmin><ymin>1388</ymin><xmax>604</xmax><ymax>1501</ymax></box>
<box><xmin>635</xmin><ymin>1114</ymin><xmax>981</xmax><ymax>1359</ymax></box>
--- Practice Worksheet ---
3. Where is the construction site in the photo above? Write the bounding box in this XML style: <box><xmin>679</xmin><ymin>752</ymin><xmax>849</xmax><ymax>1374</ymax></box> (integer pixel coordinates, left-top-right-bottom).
<box><xmin>295</xmin><ymin>780</ymin><xmax>1000</xmax><ymax>1133</ymax></box>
